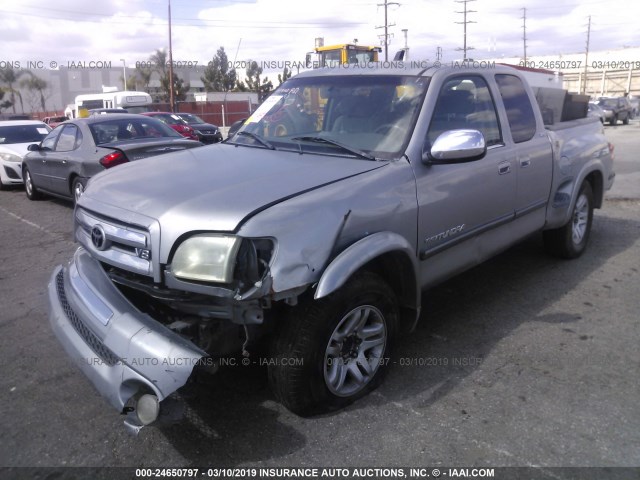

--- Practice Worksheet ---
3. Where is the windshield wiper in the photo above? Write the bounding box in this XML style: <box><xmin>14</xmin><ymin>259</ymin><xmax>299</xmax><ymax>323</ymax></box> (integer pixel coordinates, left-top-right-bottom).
<box><xmin>291</xmin><ymin>136</ymin><xmax>376</xmax><ymax>161</ymax></box>
<box><xmin>236</xmin><ymin>131</ymin><xmax>275</xmax><ymax>150</ymax></box>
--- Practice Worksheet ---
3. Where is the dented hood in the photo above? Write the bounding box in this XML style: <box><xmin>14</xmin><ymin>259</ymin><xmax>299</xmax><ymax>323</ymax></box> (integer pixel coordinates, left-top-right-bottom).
<box><xmin>81</xmin><ymin>143</ymin><xmax>385</xmax><ymax>232</ymax></box>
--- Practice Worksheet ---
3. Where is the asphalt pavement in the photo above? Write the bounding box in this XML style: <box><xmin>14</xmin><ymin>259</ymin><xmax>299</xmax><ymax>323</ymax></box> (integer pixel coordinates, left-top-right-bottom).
<box><xmin>0</xmin><ymin>121</ymin><xmax>638</xmax><ymax>475</ymax></box>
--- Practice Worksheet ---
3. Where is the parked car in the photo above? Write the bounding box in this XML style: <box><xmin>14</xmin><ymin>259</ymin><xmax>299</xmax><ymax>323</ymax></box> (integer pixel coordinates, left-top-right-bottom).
<box><xmin>0</xmin><ymin>120</ymin><xmax>51</xmax><ymax>189</ymax></box>
<box><xmin>587</xmin><ymin>102</ymin><xmax>605</xmax><ymax>123</ymax></box>
<box><xmin>0</xmin><ymin>114</ymin><xmax>30</xmax><ymax>121</ymax></box>
<box><xmin>628</xmin><ymin>97</ymin><xmax>640</xmax><ymax>118</ymax></box>
<box><xmin>42</xmin><ymin>116</ymin><xmax>69</xmax><ymax>128</ymax></box>
<box><xmin>141</xmin><ymin>112</ymin><xmax>199</xmax><ymax>140</ymax></box>
<box><xmin>22</xmin><ymin>114</ymin><xmax>202</xmax><ymax>203</ymax></box>
<box><xmin>88</xmin><ymin>108</ymin><xmax>130</xmax><ymax>115</ymax></box>
<box><xmin>226</xmin><ymin>118</ymin><xmax>246</xmax><ymax>139</ymax></box>
<box><xmin>48</xmin><ymin>65</ymin><xmax>614</xmax><ymax>431</ymax></box>
<box><xmin>597</xmin><ymin>96</ymin><xmax>632</xmax><ymax>125</ymax></box>
<box><xmin>175</xmin><ymin>113</ymin><xmax>223</xmax><ymax>144</ymax></box>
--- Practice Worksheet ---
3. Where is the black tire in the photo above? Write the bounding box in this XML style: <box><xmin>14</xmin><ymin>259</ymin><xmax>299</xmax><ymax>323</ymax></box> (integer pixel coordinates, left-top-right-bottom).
<box><xmin>268</xmin><ymin>271</ymin><xmax>398</xmax><ymax>416</ymax></box>
<box><xmin>623</xmin><ymin>114</ymin><xmax>629</xmax><ymax>125</ymax></box>
<box><xmin>23</xmin><ymin>167</ymin><xmax>42</xmax><ymax>200</ymax></box>
<box><xmin>72</xmin><ymin>177</ymin><xmax>87</xmax><ymax>204</ymax></box>
<box><xmin>609</xmin><ymin>115</ymin><xmax>617</xmax><ymax>126</ymax></box>
<box><xmin>543</xmin><ymin>182</ymin><xmax>594</xmax><ymax>259</ymax></box>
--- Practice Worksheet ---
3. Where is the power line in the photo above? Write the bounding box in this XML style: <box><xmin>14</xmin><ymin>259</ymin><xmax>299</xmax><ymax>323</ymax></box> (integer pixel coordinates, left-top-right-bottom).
<box><xmin>0</xmin><ymin>6</ymin><xmax>365</xmax><ymax>28</ymax></box>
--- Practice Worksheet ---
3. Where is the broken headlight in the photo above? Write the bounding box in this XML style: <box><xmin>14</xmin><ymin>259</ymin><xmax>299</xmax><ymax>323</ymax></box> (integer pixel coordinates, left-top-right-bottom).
<box><xmin>172</xmin><ymin>234</ymin><xmax>242</xmax><ymax>284</ymax></box>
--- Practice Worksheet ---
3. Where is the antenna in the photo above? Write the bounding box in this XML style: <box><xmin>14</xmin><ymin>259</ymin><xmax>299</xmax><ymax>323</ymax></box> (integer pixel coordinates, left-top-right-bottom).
<box><xmin>582</xmin><ymin>16</ymin><xmax>591</xmax><ymax>94</ymax></box>
<box><xmin>455</xmin><ymin>0</ymin><xmax>476</xmax><ymax>60</ymax></box>
<box><xmin>522</xmin><ymin>7</ymin><xmax>528</xmax><ymax>65</ymax></box>
<box><xmin>402</xmin><ymin>28</ymin><xmax>409</xmax><ymax>60</ymax></box>
<box><xmin>168</xmin><ymin>0</ymin><xmax>175</xmax><ymax>112</ymax></box>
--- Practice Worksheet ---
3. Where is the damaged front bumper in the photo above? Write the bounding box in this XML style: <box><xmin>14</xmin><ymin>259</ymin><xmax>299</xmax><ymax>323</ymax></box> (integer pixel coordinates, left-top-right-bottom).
<box><xmin>48</xmin><ymin>248</ymin><xmax>206</xmax><ymax>431</ymax></box>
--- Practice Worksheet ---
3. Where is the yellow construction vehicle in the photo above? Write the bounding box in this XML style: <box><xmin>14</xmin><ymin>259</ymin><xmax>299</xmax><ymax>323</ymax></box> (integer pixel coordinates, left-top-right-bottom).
<box><xmin>306</xmin><ymin>42</ymin><xmax>382</xmax><ymax>68</ymax></box>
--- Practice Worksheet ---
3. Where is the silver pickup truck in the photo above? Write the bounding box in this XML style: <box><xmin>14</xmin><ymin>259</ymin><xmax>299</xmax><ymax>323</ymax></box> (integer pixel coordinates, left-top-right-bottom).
<box><xmin>47</xmin><ymin>65</ymin><xmax>614</xmax><ymax>431</ymax></box>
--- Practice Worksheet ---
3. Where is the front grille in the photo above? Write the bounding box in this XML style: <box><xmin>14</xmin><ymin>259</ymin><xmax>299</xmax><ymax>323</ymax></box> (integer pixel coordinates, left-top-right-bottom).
<box><xmin>75</xmin><ymin>207</ymin><xmax>153</xmax><ymax>278</ymax></box>
<box><xmin>55</xmin><ymin>270</ymin><xmax>120</xmax><ymax>366</ymax></box>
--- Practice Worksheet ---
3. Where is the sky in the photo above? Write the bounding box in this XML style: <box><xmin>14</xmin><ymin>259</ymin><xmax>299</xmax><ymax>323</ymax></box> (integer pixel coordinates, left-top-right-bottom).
<box><xmin>0</xmin><ymin>0</ymin><xmax>637</xmax><ymax>76</ymax></box>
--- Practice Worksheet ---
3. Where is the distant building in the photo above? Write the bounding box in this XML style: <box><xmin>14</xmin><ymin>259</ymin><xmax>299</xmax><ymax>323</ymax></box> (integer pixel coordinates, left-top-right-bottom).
<box><xmin>495</xmin><ymin>46</ymin><xmax>640</xmax><ymax>98</ymax></box>
<box><xmin>4</xmin><ymin>65</ymin><xmax>242</xmax><ymax>115</ymax></box>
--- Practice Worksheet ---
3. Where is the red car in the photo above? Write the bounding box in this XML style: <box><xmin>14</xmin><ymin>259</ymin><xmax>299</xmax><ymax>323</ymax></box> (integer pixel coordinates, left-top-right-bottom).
<box><xmin>141</xmin><ymin>112</ymin><xmax>199</xmax><ymax>140</ymax></box>
<box><xmin>42</xmin><ymin>115</ymin><xmax>69</xmax><ymax>129</ymax></box>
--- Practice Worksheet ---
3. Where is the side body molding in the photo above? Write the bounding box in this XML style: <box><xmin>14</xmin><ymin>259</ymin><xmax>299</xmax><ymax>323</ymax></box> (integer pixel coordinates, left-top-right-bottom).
<box><xmin>314</xmin><ymin>231</ymin><xmax>419</xmax><ymax>306</ymax></box>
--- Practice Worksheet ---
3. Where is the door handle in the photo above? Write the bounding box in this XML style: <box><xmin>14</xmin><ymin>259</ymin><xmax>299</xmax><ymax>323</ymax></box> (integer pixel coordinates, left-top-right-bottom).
<box><xmin>519</xmin><ymin>157</ymin><xmax>531</xmax><ymax>168</ymax></box>
<box><xmin>498</xmin><ymin>162</ymin><xmax>511</xmax><ymax>175</ymax></box>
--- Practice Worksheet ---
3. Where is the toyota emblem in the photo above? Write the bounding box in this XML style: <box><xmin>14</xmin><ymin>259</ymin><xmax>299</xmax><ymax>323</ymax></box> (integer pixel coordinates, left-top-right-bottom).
<box><xmin>91</xmin><ymin>225</ymin><xmax>107</xmax><ymax>251</ymax></box>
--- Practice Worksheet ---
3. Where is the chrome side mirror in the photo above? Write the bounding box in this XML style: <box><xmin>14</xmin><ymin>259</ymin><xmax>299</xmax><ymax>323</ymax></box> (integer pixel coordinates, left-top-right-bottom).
<box><xmin>422</xmin><ymin>129</ymin><xmax>486</xmax><ymax>164</ymax></box>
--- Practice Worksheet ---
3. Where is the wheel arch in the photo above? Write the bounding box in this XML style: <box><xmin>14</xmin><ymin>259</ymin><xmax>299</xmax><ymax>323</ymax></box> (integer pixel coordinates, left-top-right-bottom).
<box><xmin>314</xmin><ymin>231</ymin><xmax>420</xmax><ymax>333</ymax></box>
<box><xmin>584</xmin><ymin>169</ymin><xmax>604</xmax><ymax>209</ymax></box>
<box><xmin>546</xmin><ymin>166</ymin><xmax>605</xmax><ymax>230</ymax></box>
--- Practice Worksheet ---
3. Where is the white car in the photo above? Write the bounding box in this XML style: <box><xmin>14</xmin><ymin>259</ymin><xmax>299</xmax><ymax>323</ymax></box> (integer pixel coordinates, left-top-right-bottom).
<box><xmin>0</xmin><ymin>120</ymin><xmax>51</xmax><ymax>189</ymax></box>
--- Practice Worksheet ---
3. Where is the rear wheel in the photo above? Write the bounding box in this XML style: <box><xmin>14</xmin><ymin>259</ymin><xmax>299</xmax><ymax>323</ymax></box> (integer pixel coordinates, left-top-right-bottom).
<box><xmin>23</xmin><ymin>168</ymin><xmax>42</xmax><ymax>200</ymax></box>
<box><xmin>609</xmin><ymin>115</ymin><xmax>617</xmax><ymax>126</ymax></box>
<box><xmin>543</xmin><ymin>182</ymin><xmax>594</xmax><ymax>259</ymax></box>
<box><xmin>268</xmin><ymin>271</ymin><xmax>398</xmax><ymax>416</ymax></box>
<box><xmin>623</xmin><ymin>114</ymin><xmax>630</xmax><ymax>125</ymax></box>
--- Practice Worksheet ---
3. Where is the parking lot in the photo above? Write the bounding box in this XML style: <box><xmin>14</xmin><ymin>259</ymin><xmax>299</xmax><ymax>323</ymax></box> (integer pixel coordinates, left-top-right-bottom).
<box><xmin>0</xmin><ymin>123</ymin><xmax>639</xmax><ymax>472</ymax></box>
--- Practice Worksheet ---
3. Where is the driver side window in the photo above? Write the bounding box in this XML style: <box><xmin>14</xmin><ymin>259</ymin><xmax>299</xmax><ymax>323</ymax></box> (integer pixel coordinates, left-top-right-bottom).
<box><xmin>427</xmin><ymin>76</ymin><xmax>502</xmax><ymax>147</ymax></box>
<box><xmin>41</xmin><ymin>125</ymin><xmax>63</xmax><ymax>150</ymax></box>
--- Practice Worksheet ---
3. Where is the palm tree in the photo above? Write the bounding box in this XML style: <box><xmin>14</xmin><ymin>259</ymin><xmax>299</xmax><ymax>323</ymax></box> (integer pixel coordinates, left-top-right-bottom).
<box><xmin>133</xmin><ymin>67</ymin><xmax>152</xmax><ymax>92</ymax></box>
<box><xmin>149</xmin><ymin>49</ymin><xmax>168</xmax><ymax>78</ymax></box>
<box><xmin>0</xmin><ymin>68</ymin><xmax>28</xmax><ymax>113</ymax></box>
<box><xmin>0</xmin><ymin>88</ymin><xmax>12</xmax><ymax>112</ymax></box>
<box><xmin>20</xmin><ymin>72</ymin><xmax>48</xmax><ymax>113</ymax></box>
<box><xmin>147</xmin><ymin>49</ymin><xmax>171</xmax><ymax>102</ymax></box>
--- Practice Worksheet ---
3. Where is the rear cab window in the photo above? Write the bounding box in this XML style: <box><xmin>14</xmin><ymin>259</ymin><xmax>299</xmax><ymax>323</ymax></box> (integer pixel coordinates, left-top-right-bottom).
<box><xmin>494</xmin><ymin>74</ymin><xmax>537</xmax><ymax>143</ymax></box>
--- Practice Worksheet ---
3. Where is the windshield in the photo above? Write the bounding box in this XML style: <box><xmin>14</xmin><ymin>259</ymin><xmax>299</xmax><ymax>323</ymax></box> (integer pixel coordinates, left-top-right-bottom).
<box><xmin>598</xmin><ymin>99</ymin><xmax>617</xmax><ymax>108</ymax></box>
<box><xmin>179</xmin><ymin>114</ymin><xmax>205</xmax><ymax>124</ymax></box>
<box><xmin>155</xmin><ymin>114</ymin><xmax>189</xmax><ymax>126</ymax></box>
<box><xmin>89</xmin><ymin>117</ymin><xmax>181</xmax><ymax>144</ymax></box>
<box><xmin>0</xmin><ymin>124</ymin><xmax>50</xmax><ymax>144</ymax></box>
<box><xmin>230</xmin><ymin>75</ymin><xmax>428</xmax><ymax>160</ymax></box>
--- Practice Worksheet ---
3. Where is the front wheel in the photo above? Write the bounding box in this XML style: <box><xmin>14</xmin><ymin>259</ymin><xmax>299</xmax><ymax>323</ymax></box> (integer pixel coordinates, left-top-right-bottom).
<box><xmin>543</xmin><ymin>182</ymin><xmax>594</xmax><ymax>259</ymax></box>
<box><xmin>268</xmin><ymin>272</ymin><xmax>398</xmax><ymax>416</ymax></box>
<box><xmin>24</xmin><ymin>167</ymin><xmax>42</xmax><ymax>200</ymax></box>
<box><xmin>609</xmin><ymin>115</ymin><xmax>617</xmax><ymax>126</ymax></box>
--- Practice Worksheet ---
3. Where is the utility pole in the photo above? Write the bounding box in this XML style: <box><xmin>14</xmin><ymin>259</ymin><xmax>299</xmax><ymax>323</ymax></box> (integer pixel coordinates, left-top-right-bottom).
<box><xmin>168</xmin><ymin>0</ymin><xmax>175</xmax><ymax>112</ymax></box>
<box><xmin>455</xmin><ymin>0</ymin><xmax>476</xmax><ymax>61</ymax></box>
<box><xmin>436</xmin><ymin>46</ymin><xmax>443</xmax><ymax>61</ymax></box>
<box><xmin>377</xmin><ymin>0</ymin><xmax>400</xmax><ymax>61</ymax></box>
<box><xmin>582</xmin><ymin>15</ymin><xmax>591</xmax><ymax>95</ymax></box>
<box><xmin>521</xmin><ymin>7</ymin><xmax>528</xmax><ymax>65</ymax></box>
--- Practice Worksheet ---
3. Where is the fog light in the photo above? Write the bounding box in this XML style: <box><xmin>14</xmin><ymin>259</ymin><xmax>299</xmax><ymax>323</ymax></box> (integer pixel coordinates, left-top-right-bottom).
<box><xmin>134</xmin><ymin>393</ymin><xmax>160</xmax><ymax>425</ymax></box>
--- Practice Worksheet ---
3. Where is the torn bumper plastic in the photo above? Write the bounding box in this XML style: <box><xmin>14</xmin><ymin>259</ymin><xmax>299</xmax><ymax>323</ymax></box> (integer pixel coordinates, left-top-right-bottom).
<box><xmin>48</xmin><ymin>248</ymin><xmax>206</xmax><ymax>427</ymax></box>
